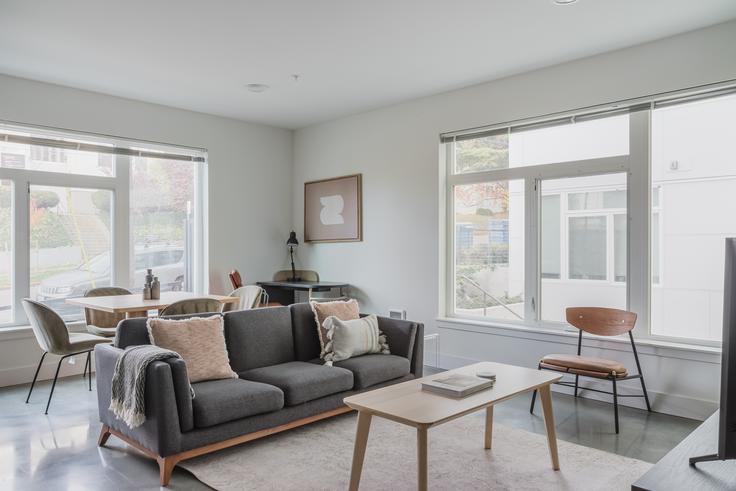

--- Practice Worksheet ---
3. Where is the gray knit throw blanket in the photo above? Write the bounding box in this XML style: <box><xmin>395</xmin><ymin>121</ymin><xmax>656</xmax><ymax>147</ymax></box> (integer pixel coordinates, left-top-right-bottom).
<box><xmin>109</xmin><ymin>345</ymin><xmax>182</xmax><ymax>429</ymax></box>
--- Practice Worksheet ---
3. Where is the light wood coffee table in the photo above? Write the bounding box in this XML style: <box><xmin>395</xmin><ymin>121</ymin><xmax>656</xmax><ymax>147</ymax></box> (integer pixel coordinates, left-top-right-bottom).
<box><xmin>343</xmin><ymin>362</ymin><xmax>563</xmax><ymax>490</ymax></box>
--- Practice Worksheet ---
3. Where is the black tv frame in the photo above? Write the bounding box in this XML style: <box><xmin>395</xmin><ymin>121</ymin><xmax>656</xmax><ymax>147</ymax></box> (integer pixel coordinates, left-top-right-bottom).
<box><xmin>690</xmin><ymin>237</ymin><xmax>736</xmax><ymax>465</ymax></box>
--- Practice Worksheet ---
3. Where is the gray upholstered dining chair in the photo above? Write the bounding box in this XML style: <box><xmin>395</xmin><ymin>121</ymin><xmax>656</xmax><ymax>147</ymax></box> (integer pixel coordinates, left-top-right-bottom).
<box><xmin>273</xmin><ymin>270</ymin><xmax>320</xmax><ymax>282</ymax></box>
<box><xmin>22</xmin><ymin>299</ymin><xmax>111</xmax><ymax>414</ymax></box>
<box><xmin>158</xmin><ymin>297</ymin><xmax>222</xmax><ymax>316</ymax></box>
<box><xmin>84</xmin><ymin>286</ymin><xmax>132</xmax><ymax>337</ymax></box>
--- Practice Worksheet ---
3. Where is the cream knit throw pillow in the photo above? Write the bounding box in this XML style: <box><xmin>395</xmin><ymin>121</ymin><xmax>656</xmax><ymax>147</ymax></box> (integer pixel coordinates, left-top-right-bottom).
<box><xmin>322</xmin><ymin>315</ymin><xmax>390</xmax><ymax>365</ymax></box>
<box><xmin>147</xmin><ymin>316</ymin><xmax>237</xmax><ymax>383</ymax></box>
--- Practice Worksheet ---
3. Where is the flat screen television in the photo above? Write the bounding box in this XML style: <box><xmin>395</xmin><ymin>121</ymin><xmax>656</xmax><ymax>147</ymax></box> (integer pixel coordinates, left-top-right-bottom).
<box><xmin>690</xmin><ymin>237</ymin><xmax>736</xmax><ymax>465</ymax></box>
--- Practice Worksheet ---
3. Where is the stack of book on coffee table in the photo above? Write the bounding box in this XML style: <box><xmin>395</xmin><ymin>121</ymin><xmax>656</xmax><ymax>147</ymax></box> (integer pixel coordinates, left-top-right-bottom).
<box><xmin>421</xmin><ymin>372</ymin><xmax>495</xmax><ymax>398</ymax></box>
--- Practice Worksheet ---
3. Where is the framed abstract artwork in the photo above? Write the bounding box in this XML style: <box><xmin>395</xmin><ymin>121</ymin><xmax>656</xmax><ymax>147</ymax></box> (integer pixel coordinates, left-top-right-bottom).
<box><xmin>304</xmin><ymin>174</ymin><xmax>362</xmax><ymax>243</ymax></box>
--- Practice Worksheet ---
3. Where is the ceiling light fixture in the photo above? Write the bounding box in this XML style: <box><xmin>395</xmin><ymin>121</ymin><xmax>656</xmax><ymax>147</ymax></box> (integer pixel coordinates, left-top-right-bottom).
<box><xmin>552</xmin><ymin>0</ymin><xmax>578</xmax><ymax>5</ymax></box>
<box><xmin>246</xmin><ymin>83</ymin><xmax>269</xmax><ymax>93</ymax></box>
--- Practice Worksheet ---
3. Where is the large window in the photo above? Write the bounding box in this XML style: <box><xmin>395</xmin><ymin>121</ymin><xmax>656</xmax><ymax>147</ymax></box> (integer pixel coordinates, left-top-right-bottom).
<box><xmin>445</xmin><ymin>86</ymin><xmax>736</xmax><ymax>346</ymax></box>
<box><xmin>0</xmin><ymin>124</ymin><xmax>207</xmax><ymax>326</ymax></box>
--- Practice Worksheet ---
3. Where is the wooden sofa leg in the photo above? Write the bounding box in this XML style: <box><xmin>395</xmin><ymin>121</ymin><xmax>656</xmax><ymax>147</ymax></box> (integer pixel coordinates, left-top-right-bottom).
<box><xmin>158</xmin><ymin>456</ymin><xmax>176</xmax><ymax>486</ymax></box>
<box><xmin>98</xmin><ymin>424</ymin><xmax>111</xmax><ymax>447</ymax></box>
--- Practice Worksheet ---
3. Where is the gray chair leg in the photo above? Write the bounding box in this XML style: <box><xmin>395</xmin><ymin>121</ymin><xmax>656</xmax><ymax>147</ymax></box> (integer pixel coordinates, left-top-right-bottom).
<box><xmin>639</xmin><ymin>376</ymin><xmax>652</xmax><ymax>412</ymax></box>
<box><xmin>26</xmin><ymin>352</ymin><xmax>47</xmax><ymax>403</ymax></box>
<box><xmin>45</xmin><ymin>355</ymin><xmax>66</xmax><ymax>415</ymax></box>
<box><xmin>612</xmin><ymin>377</ymin><xmax>619</xmax><ymax>434</ymax></box>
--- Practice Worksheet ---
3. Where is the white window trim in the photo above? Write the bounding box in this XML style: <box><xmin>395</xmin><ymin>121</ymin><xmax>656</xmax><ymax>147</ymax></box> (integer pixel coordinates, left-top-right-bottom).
<box><xmin>0</xmin><ymin>124</ymin><xmax>208</xmax><ymax>328</ymax></box>
<box><xmin>444</xmin><ymin>109</ymin><xmax>722</xmax><ymax>349</ymax></box>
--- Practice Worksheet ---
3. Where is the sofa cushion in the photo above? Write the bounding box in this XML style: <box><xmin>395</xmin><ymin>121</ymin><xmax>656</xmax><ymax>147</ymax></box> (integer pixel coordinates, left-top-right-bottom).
<box><xmin>191</xmin><ymin>378</ymin><xmax>284</xmax><ymax>428</ymax></box>
<box><xmin>332</xmin><ymin>354</ymin><xmax>411</xmax><ymax>389</ymax></box>
<box><xmin>240</xmin><ymin>361</ymin><xmax>353</xmax><ymax>406</ymax></box>
<box><xmin>224</xmin><ymin>307</ymin><xmax>295</xmax><ymax>371</ymax></box>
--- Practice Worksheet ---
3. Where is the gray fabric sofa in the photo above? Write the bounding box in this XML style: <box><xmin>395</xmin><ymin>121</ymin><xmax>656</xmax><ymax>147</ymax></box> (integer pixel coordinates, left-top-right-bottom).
<box><xmin>95</xmin><ymin>303</ymin><xmax>424</xmax><ymax>486</ymax></box>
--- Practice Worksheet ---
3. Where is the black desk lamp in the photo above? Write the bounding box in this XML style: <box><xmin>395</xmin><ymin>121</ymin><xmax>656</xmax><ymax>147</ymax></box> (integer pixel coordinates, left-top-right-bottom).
<box><xmin>286</xmin><ymin>231</ymin><xmax>300</xmax><ymax>281</ymax></box>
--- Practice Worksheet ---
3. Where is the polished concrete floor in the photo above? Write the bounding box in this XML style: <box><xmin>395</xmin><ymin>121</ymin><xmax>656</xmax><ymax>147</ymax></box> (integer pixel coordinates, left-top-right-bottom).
<box><xmin>0</xmin><ymin>369</ymin><xmax>701</xmax><ymax>490</ymax></box>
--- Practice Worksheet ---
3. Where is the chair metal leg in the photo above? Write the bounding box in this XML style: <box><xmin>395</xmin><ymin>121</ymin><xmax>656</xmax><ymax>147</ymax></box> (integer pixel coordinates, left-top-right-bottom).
<box><xmin>83</xmin><ymin>352</ymin><xmax>89</xmax><ymax>380</ymax></box>
<box><xmin>45</xmin><ymin>355</ymin><xmax>66</xmax><ymax>415</ymax></box>
<box><xmin>612</xmin><ymin>377</ymin><xmax>619</xmax><ymax>434</ymax></box>
<box><xmin>530</xmin><ymin>363</ymin><xmax>541</xmax><ymax>414</ymax></box>
<box><xmin>574</xmin><ymin>374</ymin><xmax>579</xmax><ymax>397</ymax></box>
<box><xmin>86</xmin><ymin>351</ymin><xmax>92</xmax><ymax>391</ymax></box>
<box><xmin>26</xmin><ymin>352</ymin><xmax>47</xmax><ymax>403</ymax></box>
<box><xmin>639</xmin><ymin>376</ymin><xmax>652</xmax><ymax>412</ymax></box>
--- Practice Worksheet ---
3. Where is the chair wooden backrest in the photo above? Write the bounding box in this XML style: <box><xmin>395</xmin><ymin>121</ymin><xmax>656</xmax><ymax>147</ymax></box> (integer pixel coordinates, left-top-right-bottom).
<box><xmin>159</xmin><ymin>298</ymin><xmax>223</xmax><ymax>316</ymax></box>
<box><xmin>566</xmin><ymin>307</ymin><xmax>637</xmax><ymax>337</ymax></box>
<box><xmin>84</xmin><ymin>287</ymin><xmax>132</xmax><ymax>329</ymax></box>
<box><xmin>229</xmin><ymin>270</ymin><xmax>243</xmax><ymax>290</ymax></box>
<box><xmin>273</xmin><ymin>270</ymin><xmax>319</xmax><ymax>282</ymax></box>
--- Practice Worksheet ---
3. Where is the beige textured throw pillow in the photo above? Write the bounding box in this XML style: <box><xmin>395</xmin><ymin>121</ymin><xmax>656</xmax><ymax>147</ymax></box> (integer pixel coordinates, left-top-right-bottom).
<box><xmin>322</xmin><ymin>315</ymin><xmax>390</xmax><ymax>365</ymax></box>
<box><xmin>310</xmin><ymin>299</ymin><xmax>360</xmax><ymax>358</ymax></box>
<box><xmin>147</xmin><ymin>316</ymin><xmax>237</xmax><ymax>383</ymax></box>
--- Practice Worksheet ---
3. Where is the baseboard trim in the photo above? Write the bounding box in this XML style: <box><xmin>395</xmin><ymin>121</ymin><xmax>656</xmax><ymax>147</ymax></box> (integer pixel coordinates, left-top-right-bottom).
<box><xmin>439</xmin><ymin>353</ymin><xmax>716</xmax><ymax>421</ymax></box>
<box><xmin>0</xmin><ymin>354</ymin><xmax>93</xmax><ymax>388</ymax></box>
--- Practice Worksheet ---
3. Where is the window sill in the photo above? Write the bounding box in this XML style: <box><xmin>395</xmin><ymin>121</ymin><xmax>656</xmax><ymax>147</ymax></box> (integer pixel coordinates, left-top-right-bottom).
<box><xmin>0</xmin><ymin>321</ymin><xmax>88</xmax><ymax>342</ymax></box>
<box><xmin>436</xmin><ymin>316</ymin><xmax>721</xmax><ymax>364</ymax></box>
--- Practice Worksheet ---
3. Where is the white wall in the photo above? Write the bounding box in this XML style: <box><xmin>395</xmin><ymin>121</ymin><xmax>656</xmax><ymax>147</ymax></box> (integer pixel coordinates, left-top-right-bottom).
<box><xmin>292</xmin><ymin>21</ymin><xmax>736</xmax><ymax>419</ymax></box>
<box><xmin>0</xmin><ymin>74</ymin><xmax>293</xmax><ymax>386</ymax></box>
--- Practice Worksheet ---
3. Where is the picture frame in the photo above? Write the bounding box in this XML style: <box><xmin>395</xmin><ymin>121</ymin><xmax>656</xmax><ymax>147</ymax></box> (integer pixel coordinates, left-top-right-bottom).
<box><xmin>304</xmin><ymin>173</ymin><xmax>362</xmax><ymax>243</ymax></box>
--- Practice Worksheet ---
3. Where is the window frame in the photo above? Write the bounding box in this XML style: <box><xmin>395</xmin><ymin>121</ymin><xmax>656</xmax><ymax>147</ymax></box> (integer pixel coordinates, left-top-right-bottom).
<box><xmin>0</xmin><ymin>125</ymin><xmax>208</xmax><ymax>328</ymax></box>
<box><xmin>444</xmin><ymin>110</ymin><xmax>672</xmax><ymax>342</ymax></box>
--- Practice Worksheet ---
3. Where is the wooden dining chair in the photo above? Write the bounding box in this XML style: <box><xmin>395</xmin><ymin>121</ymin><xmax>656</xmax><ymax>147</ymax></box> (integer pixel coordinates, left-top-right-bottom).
<box><xmin>529</xmin><ymin>307</ymin><xmax>652</xmax><ymax>434</ymax></box>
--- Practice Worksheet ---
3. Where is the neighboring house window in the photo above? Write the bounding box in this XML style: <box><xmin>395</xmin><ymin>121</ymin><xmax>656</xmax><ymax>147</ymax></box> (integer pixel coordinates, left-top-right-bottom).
<box><xmin>0</xmin><ymin>123</ymin><xmax>207</xmax><ymax>326</ymax></box>
<box><xmin>444</xmin><ymin>89</ymin><xmax>736</xmax><ymax>346</ymax></box>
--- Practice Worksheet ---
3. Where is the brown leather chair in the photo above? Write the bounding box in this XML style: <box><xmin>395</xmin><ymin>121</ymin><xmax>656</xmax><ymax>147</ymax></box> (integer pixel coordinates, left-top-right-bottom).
<box><xmin>229</xmin><ymin>270</ymin><xmax>243</xmax><ymax>290</ymax></box>
<box><xmin>530</xmin><ymin>307</ymin><xmax>651</xmax><ymax>433</ymax></box>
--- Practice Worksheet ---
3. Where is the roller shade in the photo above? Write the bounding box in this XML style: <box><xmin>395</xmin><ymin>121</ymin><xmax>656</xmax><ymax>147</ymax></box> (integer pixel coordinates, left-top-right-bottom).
<box><xmin>0</xmin><ymin>125</ymin><xmax>206</xmax><ymax>162</ymax></box>
<box><xmin>440</xmin><ymin>80</ymin><xmax>736</xmax><ymax>144</ymax></box>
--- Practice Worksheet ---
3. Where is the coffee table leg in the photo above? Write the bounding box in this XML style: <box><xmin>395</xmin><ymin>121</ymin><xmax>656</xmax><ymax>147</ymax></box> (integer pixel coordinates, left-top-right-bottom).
<box><xmin>484</xmin><ymin>405</ymin><xmax>493</xmax><ymax>450</ymax></box>
<box><xmin>349</xmin><ymin>411</ymin><xmax>372</xmax><ymax>491</ymax></box>
<box><xmin>417</xmin><ymin>426</ymin><xmax>428</xmax><ymax>491</ymax></box>
<box><xmin>539</xmin><ymin>385</ymin><xmax>560</xmax><ymax>470</ymax></box>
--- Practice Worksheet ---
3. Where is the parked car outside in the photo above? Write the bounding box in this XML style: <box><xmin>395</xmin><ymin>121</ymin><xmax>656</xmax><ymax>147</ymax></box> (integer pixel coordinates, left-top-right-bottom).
<box><xmin>35</xmin><ymin>245</ymin><xmax>185</xmax><ymax>319</ymax></box>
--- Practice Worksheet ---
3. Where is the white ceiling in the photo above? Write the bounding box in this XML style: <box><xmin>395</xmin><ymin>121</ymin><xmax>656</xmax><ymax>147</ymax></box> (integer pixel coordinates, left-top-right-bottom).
<box><xmin>1</xmin><ymin>1</ymin><xmax>735</xmax><ymax>129</ymax></box>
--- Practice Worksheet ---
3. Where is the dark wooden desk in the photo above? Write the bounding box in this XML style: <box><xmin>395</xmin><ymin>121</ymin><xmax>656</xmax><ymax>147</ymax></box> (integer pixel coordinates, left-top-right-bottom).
<box><xmin>256</xmin><ymin>281</ymin><xmax>349</xmax><ymax>305</ymax></box>
<box><xmin>632</xmin><ymin>411</ymin><xmax>736</xmax><ymax>490</ymax></box>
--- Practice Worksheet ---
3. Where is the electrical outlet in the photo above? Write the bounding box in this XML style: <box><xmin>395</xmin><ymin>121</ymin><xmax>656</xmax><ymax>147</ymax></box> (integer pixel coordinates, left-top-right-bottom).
<box><xmin>68</xmin><ymin>356</ymin><xmax>76</xmax><ymax>365</ymax></box>
<box><xmin>388</xmin><ymin>309</ymin><xmax>406</xmax><ymax>320</ymax></box>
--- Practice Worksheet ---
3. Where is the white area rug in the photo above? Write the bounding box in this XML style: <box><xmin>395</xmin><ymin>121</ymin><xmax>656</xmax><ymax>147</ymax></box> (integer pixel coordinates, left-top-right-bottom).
<box><xmin>180</xmin><ymin>412</ymin><xmax>651</xmax><ymax>490</ymax></box>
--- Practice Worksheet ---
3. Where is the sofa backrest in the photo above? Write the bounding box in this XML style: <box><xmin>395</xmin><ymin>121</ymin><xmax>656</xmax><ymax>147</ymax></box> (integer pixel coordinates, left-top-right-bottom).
<box><xmin>223</xmin><ymin>306</ymin><xmax>295</xmax><ymax>372</ymax></box>
<box><xmin>114</xmin><ymin>312</ymin><xmax>220</xmax><ymax>349</ymax></box>
<box><xmin>290</xmin><ymin>303</ymin><xmax>321</xmax><ymax>361</ymax></box>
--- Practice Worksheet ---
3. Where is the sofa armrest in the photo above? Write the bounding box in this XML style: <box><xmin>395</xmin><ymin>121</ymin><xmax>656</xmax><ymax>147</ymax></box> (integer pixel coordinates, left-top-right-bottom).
<box><xmin>95</xmin><ymin>344</ymin><xmax>187</xmax><ymax>456</ymax></box>
<box><xmin>376</xmin><ymin>317</ymin><xmax>424</xmax><ymax>378</ymax></box>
